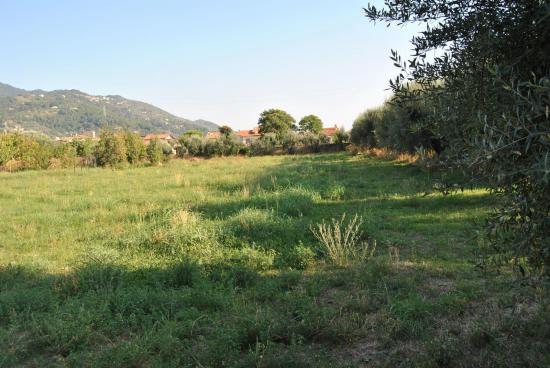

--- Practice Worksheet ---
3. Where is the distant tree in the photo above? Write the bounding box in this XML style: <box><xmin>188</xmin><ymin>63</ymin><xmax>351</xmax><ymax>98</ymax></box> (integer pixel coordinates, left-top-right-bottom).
<box><xmin>219</xmin><ymin>125</ymin><xmax>233</xmax><ymax>137</ymax></box>
<box><xmin>281</xmin><ymin>131</ymin><xmax>300</xmax><ymax>153</ymax></box>
<box><xmin>124</xmin><ymin>131</ymin><xmax>146</xmax><ymax>164</ymax></box>
<box><xmin>350</xmin><ymin>110</ymin><xmax>379</xmax><ymax>148</ymax></box>
<box><xmin>250</xmin><ymin>133</ymin><xmax>278</xmax><ymax>155</ymax></box>
<box><xmin>146</xmin><ymin>138</ymin><xmax>164</xmax><ymax>165</ymax></box>
<box><xmin>181</xmin><ymin>130</ymin><xmax>204</xmax><ymax>138</ymax></box>
<box><xmin>95</xmin><ymin>130</ymin><xmax>127</xmax><ymax>167</ymax></box>
<box><xmin>52</xmin><ymin>142</ymin><xmax>77</xmax><ymax>168</ymax></box>
<box><xmin>72</xmin><ymin>139</ymin><xmax>96</xmax><ymax>159</ymax></box>
<box><xmin>333</xmin><ymin>129</ymin><xmax>350</xmax><ymax>145</ymax></box>
<box><xmin>258</xmin><ymin>109</ymin><xmax>295</xmax><ymax>137</ymax></box>
<box><xmin>178</xmin><ymin>136</ymin><xmax>204</xmax><ymax>157</ymax></box>
<box><xmin>160</xmin><ymin>142</ymin><xmax>174</xmax><ymax>156</ymax></box>
<box><xmin>299</xmin><ymin>115</ymin><xmax>323</xmax><ymax>133</ymax></box>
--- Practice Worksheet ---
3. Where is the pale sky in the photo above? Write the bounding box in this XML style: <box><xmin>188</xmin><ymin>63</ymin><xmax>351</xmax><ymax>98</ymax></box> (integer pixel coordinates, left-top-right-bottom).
<box><xmin>1</xmin><ymin>0</ymin><xmax>420</xmax><ymax>130</ymax></box>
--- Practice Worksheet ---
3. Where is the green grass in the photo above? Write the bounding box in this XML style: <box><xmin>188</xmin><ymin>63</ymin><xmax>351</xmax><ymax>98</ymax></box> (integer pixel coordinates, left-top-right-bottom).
<box><xmin>1</xmin><ymin>153</ymin><xmax>549</xmax><ymax>367</ymax></box>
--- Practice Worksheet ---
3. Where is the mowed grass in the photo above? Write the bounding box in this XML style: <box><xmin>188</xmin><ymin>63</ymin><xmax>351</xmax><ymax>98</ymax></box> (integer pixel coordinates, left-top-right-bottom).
<box><xmin>1</xmin><ymin>153</ymin><xmax>549</xmax><ymax>367</ymax></box>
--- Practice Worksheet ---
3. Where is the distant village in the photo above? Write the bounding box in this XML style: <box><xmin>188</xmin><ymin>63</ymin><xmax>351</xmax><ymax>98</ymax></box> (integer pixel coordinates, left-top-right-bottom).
<box><xmin>56</xmin><ymin>125</ymin><xmax>339</xmax><ymax>146</ymax></box>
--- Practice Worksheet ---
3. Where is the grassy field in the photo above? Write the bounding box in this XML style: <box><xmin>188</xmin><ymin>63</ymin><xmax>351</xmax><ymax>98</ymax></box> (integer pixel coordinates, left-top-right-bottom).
<box><xmin>1</xmin><ymin>153</ymin><xmax>549</xmax><ymax>367</ymax></box>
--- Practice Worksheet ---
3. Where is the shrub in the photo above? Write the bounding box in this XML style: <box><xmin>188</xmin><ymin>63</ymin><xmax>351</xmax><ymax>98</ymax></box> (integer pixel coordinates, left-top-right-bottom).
<box><xmin>95</xmin><ymin>130</ymin><xmax>127</xmax><ymax>167</ymax></box>
<box><xmin>146</xmin><ymin>138</ymin><xmax>164</xmax><ymax>165</ymax></box>
<box><xmin>281</xmin><ymin>131</ymin><xmax>300</xmax><ymax>153</ymax></box>
<box><xmin>124</xmin><ymin>131</ymin><xmax>146</xmax><ymax>164</ymax></box>
<box><xmin>283</xmin><ymin>243</ymin><xmax>316</xmax><ymax>269</ymax></box>
<box><xmin>52</xmin><ymin>142</ymin><xmax>77</xmax><ymax>168</ymax></box>
<box><xmin>350</xmin><ymin>109</ymin><xmax>379</xmax><ymax>148</ymax></box>
<box><xmin>333</xmin><ymin>129</ymin><xmax>349</xmax><ymax>145</ymax></box>
<box><xmin>310</xmin><ymin>214</ymin><xmax>376</xmax><ymax>267</ymax></box>
<box><xmin>0</xmin><ymin>132</ymin><xmax>77</xmax><ymax>171</ymax></box>
<box><xmin>160</xmin><ymin>142</ymin><xmax>173</xmax><ymax>156</ymax></box>
<box><xmin>178</xmin><ymin>136</ymin><xmax>203</xmax><ymax>157</ymax></box>
<box><xmin>250</xmin><ymin>133</ymin><xmax>278</xmax><ymax>156</ymax></box>
<box><xmin>298</xmin><ymin>132</ymin><xmax>323</xmax><ymax>151</ymax></box>
<box><xmin>71</xmin><ymin>138</ymin><xmax>96</xmax><ymax>165</ymax></box>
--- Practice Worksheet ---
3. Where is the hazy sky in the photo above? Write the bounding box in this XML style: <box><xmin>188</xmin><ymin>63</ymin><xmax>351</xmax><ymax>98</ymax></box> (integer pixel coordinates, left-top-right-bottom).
<box><xmin>1</xmin><ymin>0</ymin><xmax>420</xmax><ymax>130</ymax></box>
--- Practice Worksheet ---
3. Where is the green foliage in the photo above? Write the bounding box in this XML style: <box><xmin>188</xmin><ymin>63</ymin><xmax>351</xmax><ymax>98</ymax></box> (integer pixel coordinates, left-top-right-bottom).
<box><xmin>0</xmin><ymin>132</ymin><xmax>75</xmax><ymax>170</ymax></box>
<box><xmin>177</xmin><ymin>136</ymin><xmax>203</xmax><ymax>157</ymax></box>
<box><xmin>160</xmin><ymin>142</ymin><xmax>174</xmax><ymax>156</ymax></box>
<box><xmin>218</xmin><ymin>125</ymin><xmax>233</xmax><ymax>137</ymax></box>
<box><xmin>250</xmin><ymin>133</ymin><xmax>278</xmax><ymax>155</ymax></box>
<box><xmin>366</xmin><ymin>0</ymin><xmax>550</xmax><ymax>276</ymax></box>
<box><xmin>350</xmin><ymin>109</ymin><xmax>379</xmax><ymax>148</ymax></box>
<box><xmin>71</xmin><ymin>139</ymin><xmax>96</xmax><ymax>160</ymax></box>
<box><xmin>258</xmin><ymin>109</ymin><xmax>295</xmax><ymax>137</ymax></box>
<box><xmin>95</xmin><ymin>130</ymin><xmax>127</xmax><ymax>168</ymax></box>
<box><xmin>180</xmin><ymin>130</ymin><xmax>204</xmax><ymax>138</ymax></box>
<box><xmin>310</xmin><ymin>214</ymin><xmax>376</xmax><ymax>267</ymax></box>
<box><xmin>299</xmin><ymin>114</ymin><xmax>323</xmax><ymax>133</ymax></box>
<box><xmin>333</xmin><ymin>128</ymin><xmax>349</xmax><ymax>145</ymax></box>
<box><xmin>124</xmin><ymin>131</ymin><xmax>146</xmax><ymax>164</ymax></box>
<box><xmin>177</xmin><ymin>134</ymin><xmax>243</xmax><ymax>158</ymax></box>
<box><xmin>281</xmin><ymin>131</ymin><xmax>300</xmax><ymax>153</ymax></box>
<box><xmin>146</xmin><ymin>138</ymin><xmax>164</xmax><ymax>165</ymax></box>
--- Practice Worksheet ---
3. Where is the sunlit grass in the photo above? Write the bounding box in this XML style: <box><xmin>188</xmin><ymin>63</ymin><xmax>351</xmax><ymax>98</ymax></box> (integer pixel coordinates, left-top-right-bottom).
<box><xmin>0</xmin><ymin>153</ymin><xmax>547</xmax><ymax>367</ymax></box>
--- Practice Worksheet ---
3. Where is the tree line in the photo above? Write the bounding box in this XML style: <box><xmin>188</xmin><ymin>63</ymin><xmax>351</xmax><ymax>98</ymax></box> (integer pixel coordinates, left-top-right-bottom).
<box><xmin>0</xmin><ymin>130</ymin><xmax>171</xmax><ymax>171</ymax></box>
<box><xmin>0</xmin><ymin>109</ymin><xmax>350</xmax><ymax>170</ymax></box>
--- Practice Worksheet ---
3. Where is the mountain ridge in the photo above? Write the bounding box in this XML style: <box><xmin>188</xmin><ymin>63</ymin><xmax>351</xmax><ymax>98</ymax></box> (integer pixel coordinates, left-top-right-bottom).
<box><xmin>0</xmin><ymin>82</ymin><xmax>218</xmax><ymax>137</ymax></box>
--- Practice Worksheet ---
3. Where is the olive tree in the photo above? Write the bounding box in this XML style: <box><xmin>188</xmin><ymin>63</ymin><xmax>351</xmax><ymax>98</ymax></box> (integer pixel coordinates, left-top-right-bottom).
<box><xmin>365</xmin><ymin>0</ymin><xmax>550</xmax><ymax>277</ymax></box>
<box><xmin>258</xmin><ymin>109</ymin><xmax>295</xmax><ymax>137</ymax></box>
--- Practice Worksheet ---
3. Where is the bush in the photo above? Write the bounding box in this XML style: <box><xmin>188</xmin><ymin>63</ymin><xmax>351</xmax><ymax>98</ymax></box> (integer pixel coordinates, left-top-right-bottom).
<box><xmin>333</xmin><ymin>129</ymin><xmax>349</xmax><ymax>145</ymax></box>
<box><xmin>0</xmin><ymin>132</ymin><xmax>78</xmax><ymax>171</ymax></box>
<box><xmin>71</xmin><ymin>139</ymin><xmax>96</xmax><ymax>165</ymax></box>
<box><xmin>350</xmin><ymin>109</ymin><xmax>379</xmax><ymax>148</ymax></box>
<box><xmin>160</xmin><ymin>142</ymin><xmax>173</xmax><ymax>156</ymax></box>
<box><xmin>124</xmin><ymin>131</ymin><xmax>146</xmax><ymax>164</ymax></box>
<box><xmin>310</xmin><ymin>214</ymin><xmax>376</xmax><ymax>267</ymax></box>
<box><xmin>178</xmin><ymin>136</ymin><xmax>203</xmax><ymax>157</ymax></box>
<box><xmin>250</xmin><ymin>133</ymin><xmax>278</xmax><ymax>156</ymax></box>
<box><xmin>95</xmin><ymin>130</ymin><xmax>127</xmax><ymax>167</ymax></box>
<box><xmin>281</xmin><ymin>131</ymin><xmax>300</xmax><ymax>153</ymax></box>
<box><xmin>146</xmin><ymin>138</ymin><xmax>164</xmax><ymax>165</ymax></box>
<box><xmin>283</xmin><ymin>243</ymin><xmax>316</xmax><ymax>269</ymax></box>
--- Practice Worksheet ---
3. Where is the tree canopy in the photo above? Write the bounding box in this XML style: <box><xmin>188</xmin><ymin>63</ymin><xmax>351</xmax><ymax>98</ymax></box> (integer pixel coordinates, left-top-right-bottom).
<box><xmin>218</xmin><ymin>125</ymin><xmax>233</xmax><ymax>137</ymax></box>
<box><xmin>298</xmin><ymin>115</ymin><xmax>323</xmax><ymax>133</ymax></box>
<box><xmin>258</xmin><ymin>109</ymin><xmax>295</xmax><ymax>136</ymax></box>
<box><xmin>365</xmin><ymin>0</ymin><xmax>550</xmax><ymax>277</ymax></box>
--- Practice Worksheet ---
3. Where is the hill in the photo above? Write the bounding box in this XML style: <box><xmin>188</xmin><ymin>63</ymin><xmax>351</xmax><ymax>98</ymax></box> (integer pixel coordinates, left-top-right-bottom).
<box><xmin>0</xmin><ymin>82</ymin><xmax>218</xmax><ymax>137</ymax></box>
<box><xmin>0</xmin><ymin>82</ymin><xmax>29</xmax><ymax>97</ymax></box>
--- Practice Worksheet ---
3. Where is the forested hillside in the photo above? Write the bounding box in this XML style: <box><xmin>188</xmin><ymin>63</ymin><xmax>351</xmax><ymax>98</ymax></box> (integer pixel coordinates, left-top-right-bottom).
<box><xmin>0</xmin><ymin>82</ymin><xmax>217</xmax><ymax>137</ymax></box>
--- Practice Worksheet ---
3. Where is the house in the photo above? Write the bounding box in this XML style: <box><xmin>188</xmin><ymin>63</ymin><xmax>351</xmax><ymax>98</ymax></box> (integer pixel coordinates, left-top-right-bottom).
<box><xmin>143</xmin><ymin>133</ymin><xmax>176</xmax><ymax>145</ymax></box>
<box><xmin>237</xmin><ymin>127</ymin><xmax>261</xmax><ymax>146</ymax></box>
<box><xmin>322</xmin><ymin>125</ymin><xmax>338</xmax><ymax>143</ymax></box>
<box><xmin>206</xmin><ymin>131</ymin><xmax>221</xmax><ymax>140</ymax></box>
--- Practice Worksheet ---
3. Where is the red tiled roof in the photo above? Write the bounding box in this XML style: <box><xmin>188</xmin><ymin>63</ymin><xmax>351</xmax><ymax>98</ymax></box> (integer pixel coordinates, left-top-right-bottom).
<box><xmin>237</xmin><ymin>127</ymin><xmax>261</xmax><ymax>137</ymax></box>
<box><xmin>323</xmin><ymin>127</ymin><xmax>338</xmax><ymax>136</ymax></box>
<box><xmin>206</xmin><ymin>131</ymin><xmax>221</xmax><ymax>139</ymax></box>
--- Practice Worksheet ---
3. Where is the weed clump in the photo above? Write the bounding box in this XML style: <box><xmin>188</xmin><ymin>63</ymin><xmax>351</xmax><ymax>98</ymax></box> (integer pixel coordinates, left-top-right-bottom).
<box><xmin>310</xmin><ymin>213</ymin><xmax>376</xmax><ymax>267</ymax></box>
